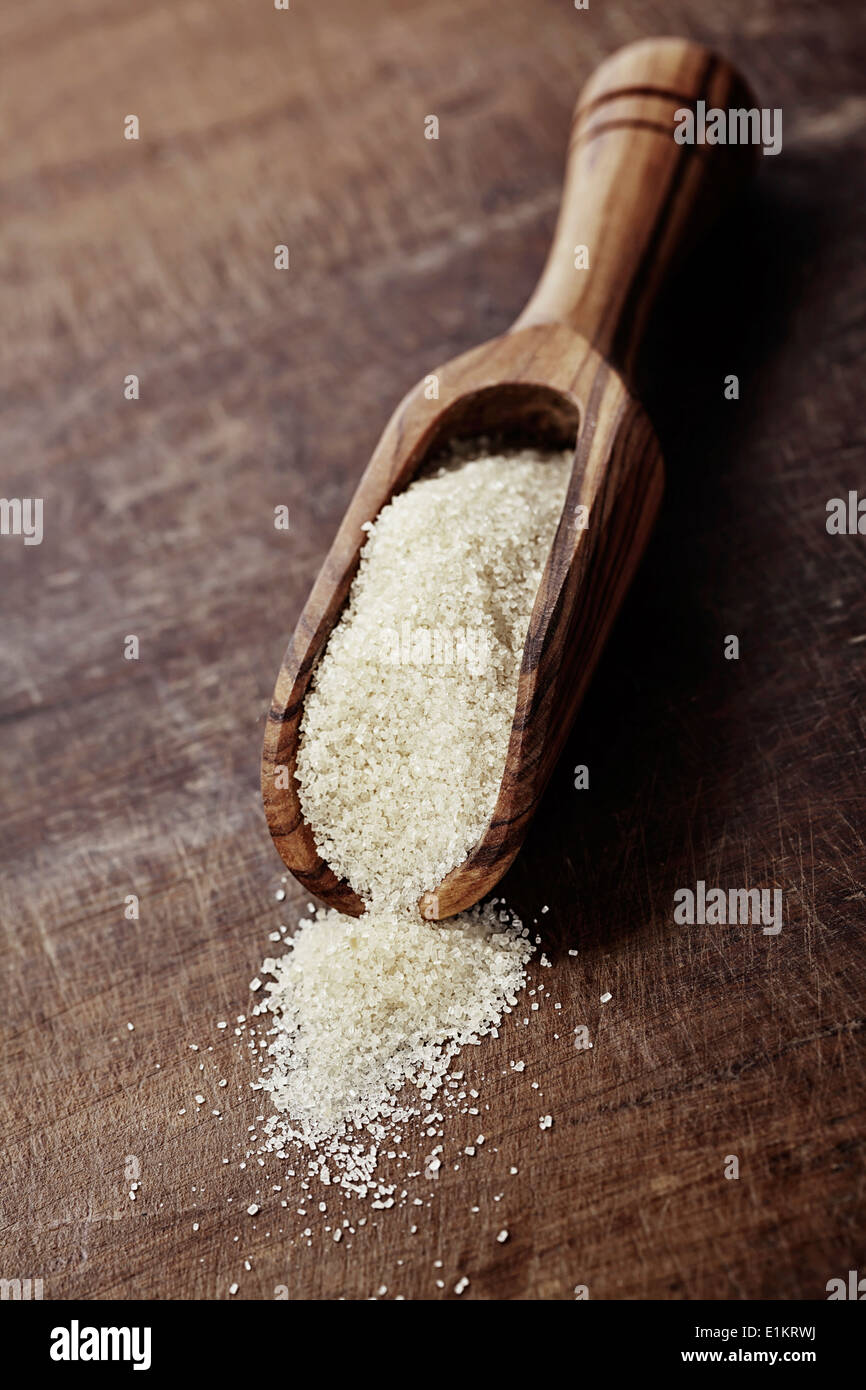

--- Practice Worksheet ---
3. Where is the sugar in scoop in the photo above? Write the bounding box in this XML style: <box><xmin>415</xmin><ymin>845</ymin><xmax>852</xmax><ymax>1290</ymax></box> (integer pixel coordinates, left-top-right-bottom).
<box><xmin>295</xmin><ymin>444</ymin><xmax>572</xmax><ymax>913</ymax></box>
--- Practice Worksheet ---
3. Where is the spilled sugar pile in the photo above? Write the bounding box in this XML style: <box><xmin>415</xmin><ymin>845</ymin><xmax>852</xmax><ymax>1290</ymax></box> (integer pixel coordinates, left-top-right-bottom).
<box><xmin>253</xmin><ymin>443</ymin><xmax>572</xmax><ymax>1197</ymax></box>
<box><xmin>257</xmin><ymin>900</ymin><xmax>534</xmax><ymax>1195</ymax></box>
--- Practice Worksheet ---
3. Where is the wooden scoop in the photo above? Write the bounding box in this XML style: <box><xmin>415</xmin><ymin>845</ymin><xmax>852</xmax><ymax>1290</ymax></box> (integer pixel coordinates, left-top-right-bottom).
<box><xmin>262</xmin><ymin>37</ymin><xmax>757</xmax><ymax>920</ymax></box>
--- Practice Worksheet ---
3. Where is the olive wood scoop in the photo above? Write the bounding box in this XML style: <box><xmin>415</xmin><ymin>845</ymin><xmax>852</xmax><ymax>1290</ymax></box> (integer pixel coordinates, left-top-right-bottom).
<box><xmin>262</xmin><ymin>37</ymin><xmax>757</xmax><ymax>920</ymax></box>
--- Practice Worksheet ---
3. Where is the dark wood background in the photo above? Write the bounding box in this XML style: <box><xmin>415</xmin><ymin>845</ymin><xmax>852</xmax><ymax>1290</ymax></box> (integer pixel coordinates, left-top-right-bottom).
<box><xmin>1</xmin><ymin>0</ymin><xmax>864</xmax><ymax>1301</ymax></box>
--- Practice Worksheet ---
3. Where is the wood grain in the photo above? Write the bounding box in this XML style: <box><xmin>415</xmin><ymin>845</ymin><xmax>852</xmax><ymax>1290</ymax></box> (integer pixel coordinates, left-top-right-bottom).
<box><xmin>1</xmin><ymin>0</ymin><xmax>865</xmax><ymax>1302</ymax></box>
<box><xmin>516</xmin><ymin>37</ymin><xmax>759</xmax><ymax>374</ymax></box>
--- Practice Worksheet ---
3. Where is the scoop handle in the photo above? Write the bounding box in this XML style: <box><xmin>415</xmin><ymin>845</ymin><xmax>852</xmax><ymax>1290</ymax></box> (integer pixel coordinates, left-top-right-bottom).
<box><xmin>514</xmin><ymin>38</ymin><xmax>758</xmax><ymax>376</ymax></box>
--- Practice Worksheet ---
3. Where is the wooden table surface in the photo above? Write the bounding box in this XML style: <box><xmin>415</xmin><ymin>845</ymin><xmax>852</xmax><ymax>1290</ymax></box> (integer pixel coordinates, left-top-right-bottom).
<box><xmin>2</xmin><ymin>0</ymin><xmax>864</xmax><ymax>1301</ymax></box>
